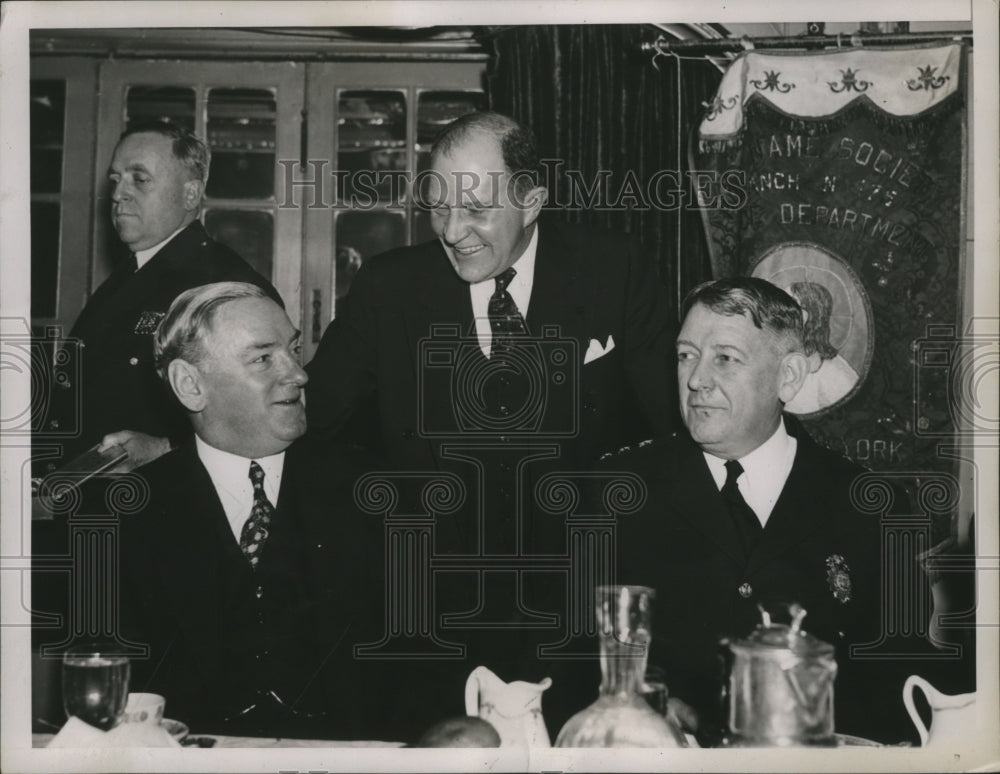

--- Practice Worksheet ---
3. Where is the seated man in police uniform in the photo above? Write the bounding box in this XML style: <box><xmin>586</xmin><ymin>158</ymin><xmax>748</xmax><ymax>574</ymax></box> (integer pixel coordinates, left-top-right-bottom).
<box><xmin>603</xmin><ymin>277</ymin><xmax>912</xmax><ymax>744</ymax></box>
<box><xmin>120</xmin><ymin>282</ymin><xmax>379</xmax><ymax>738</ymax></box>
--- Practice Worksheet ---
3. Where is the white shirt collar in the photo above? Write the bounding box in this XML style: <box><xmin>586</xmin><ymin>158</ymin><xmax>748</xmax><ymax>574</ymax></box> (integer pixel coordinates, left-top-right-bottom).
<box><xmin>470</xmin><ymin>224</ymin><xmax>539</xmax><ymax>358</ymax></box>
<box><xmin>194</xmin><ymin>435</ymin><xmax>285</xmax><ymax>543</ymax></box>
<box><xmin>134</xmin><ymin>223</ymin><xmax>189</xmax><ymax>270</ymax></box>
<box><xmin>702</xmin><ymin>418</ymin><xmax>797</xmax><ymax>528</ymax></box>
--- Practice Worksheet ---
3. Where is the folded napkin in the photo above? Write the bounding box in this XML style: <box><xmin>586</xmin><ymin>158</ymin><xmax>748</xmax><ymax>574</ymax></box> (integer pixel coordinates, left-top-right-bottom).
<box><xmin>48</xmin><ymin>716</ymin><xmax>181</xmax><ymax>748</ymax></box>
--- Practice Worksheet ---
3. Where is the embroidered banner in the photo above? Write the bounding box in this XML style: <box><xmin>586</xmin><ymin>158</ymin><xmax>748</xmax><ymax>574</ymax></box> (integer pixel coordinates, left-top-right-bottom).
<box><xmin>693</xmin><ymin>44</ymin><xmax>966</xmax><ymax>488</ymax></box>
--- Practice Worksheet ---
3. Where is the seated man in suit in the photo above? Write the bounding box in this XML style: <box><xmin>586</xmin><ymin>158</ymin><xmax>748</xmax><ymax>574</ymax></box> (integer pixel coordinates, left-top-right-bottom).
<box><xmin>41</xmin><ymin>120</ymin><xmax>281</xmax><ymax>474</ymax></box>
<box><xmin>119</xmin><ymin>282</ymin><xmax>379</xmax><ymax>738</ymax></box>
<box><xmin>603</xmin><ymin>277</ymin><xmax>914</xmax><ymax>744</ymax></box>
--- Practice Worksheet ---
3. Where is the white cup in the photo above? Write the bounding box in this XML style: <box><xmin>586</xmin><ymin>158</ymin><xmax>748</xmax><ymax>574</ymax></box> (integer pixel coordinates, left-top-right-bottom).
<box><xmin>121</xmin><ymin>692</ymin><xmax>165</xmax><ymax>725</ymax></box>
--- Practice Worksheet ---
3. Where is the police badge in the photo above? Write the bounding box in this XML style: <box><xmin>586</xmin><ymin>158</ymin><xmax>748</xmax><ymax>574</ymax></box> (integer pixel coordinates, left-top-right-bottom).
<box><xmin>825</xmin><ymin>554</ymin><xmax>852</xmax><ymax>603</ymax></box>
<box><xmin>134</xmin><ymin>311</ymin><xmax>166</xmax><ymax>335</ymax></box>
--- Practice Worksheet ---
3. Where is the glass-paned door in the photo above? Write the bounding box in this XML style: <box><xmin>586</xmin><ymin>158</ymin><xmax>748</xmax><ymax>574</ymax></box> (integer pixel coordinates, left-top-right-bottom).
<box><xmin>302</xmin><ymin>61</ymin><xmax>485</xmax><ymax>358</ymax></box>
<box><xmin>29</xmin><ymin>58</ymin><xmax>99</xmax><ymax>334</ymax></box>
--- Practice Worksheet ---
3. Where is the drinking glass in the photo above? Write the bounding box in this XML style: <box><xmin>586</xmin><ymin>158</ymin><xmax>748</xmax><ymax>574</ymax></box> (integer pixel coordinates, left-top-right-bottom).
<box><xmin>61</xmin><ymin>642</ymin><xmax>130</xmax><ymax>731</ymax></box>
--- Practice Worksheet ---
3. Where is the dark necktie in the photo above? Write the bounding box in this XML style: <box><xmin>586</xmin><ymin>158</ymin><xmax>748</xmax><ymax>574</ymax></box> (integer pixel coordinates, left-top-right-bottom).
<box><xmin>240</xmin><ymin>461</ymin><xmax>275</xmax><ymax>569</ymax></box>
<box><xmin>722</xmin><ymin>460</ymin><xmax>762</xmax><ymax>552</ymax></box>
<box><xmin>488</xmin><ymin>267</ymin><xmax>528</xmax><ymax>358</ymax></box>
<box><xmin>128</xmin><ymin>252</ymin><xmax>138</xmax><ymax>273</ymax></box>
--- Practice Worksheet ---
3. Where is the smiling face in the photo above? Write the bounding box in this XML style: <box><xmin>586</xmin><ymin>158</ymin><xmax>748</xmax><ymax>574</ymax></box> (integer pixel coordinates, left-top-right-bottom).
<box><xmin>187</xmin><ymin>297</ymin><xmax>307</xmax><ymax>458</ymax></box>
<box><xmin>108</xmin><ymin>132</ymin><xmax>201</xmax><ymax>251</ymax></box>
<box><xmin>677</xmin><ymin>303</ymin><xmax>807</xmax><ymax>459</ymax></box>
<box><xmin>426</xmin><ymin>131</ymin><xmax>545</xmax><ymax>284</ymax></box>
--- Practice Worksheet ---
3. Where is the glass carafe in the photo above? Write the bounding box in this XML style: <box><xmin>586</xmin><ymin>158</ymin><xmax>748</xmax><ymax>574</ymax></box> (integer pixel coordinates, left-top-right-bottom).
<box><xmin>555</xmin><ymin>585</ymin><xmax>687</xmax><ymax>747</ymax></box>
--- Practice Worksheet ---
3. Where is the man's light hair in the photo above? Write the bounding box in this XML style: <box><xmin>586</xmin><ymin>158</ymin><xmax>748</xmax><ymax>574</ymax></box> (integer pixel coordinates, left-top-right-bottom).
<box><xmin>154</xmin><ymin>281</ymin><xmax>268</xmax><ymax>381</ymax></box>
<box><xmin>119</xmin><ymin>119</ymin><xmax>211</xmax><ymax>185</ymax></box>
<box><xmin>682</xmin><ymin>277</ymin><xmax>805</xmax><ymax>353</ymax></box>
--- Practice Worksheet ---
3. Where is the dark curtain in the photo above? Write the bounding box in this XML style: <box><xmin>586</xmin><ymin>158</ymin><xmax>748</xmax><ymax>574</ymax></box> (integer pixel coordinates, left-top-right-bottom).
<box><xmin>484</xmin><ymin>25</ymin><xmax>723</xmax><ymax>321</ymax></box>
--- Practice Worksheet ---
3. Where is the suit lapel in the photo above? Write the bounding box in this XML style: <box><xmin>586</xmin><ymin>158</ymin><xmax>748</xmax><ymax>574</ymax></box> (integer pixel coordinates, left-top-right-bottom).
<box><xmin>745</xmin><ymin>439</ymin><xmax>828</xmax><ymax>575</ymax></box>
<box><xmin>153</xmin><ymin>447</ymin><xmax>246</xmax><ymax>666</ymax></box>
<box><xmin>526</xmin><ymin>223</ymin><xmax>589</xmax><ymax>349</ymax></box>
<box><xmin>670</xmin><ymin>439</ymin><xmax>748</xmax><ymax>566</ymax></box>
<box><xmin>406</xmin><ymin>243</ymin><xmax>475</xmax><ymax>467</ymax></box>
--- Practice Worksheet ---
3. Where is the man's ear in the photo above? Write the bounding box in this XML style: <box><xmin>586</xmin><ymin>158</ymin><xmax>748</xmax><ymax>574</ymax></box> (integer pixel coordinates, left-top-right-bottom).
<box><xmin>167</xmin><ymin>359</ymin><xmax>207</xmax><ymax>412</ymax></box>
<box><xmin>777</xmin><ymin>350</ymin><xmax>810</xmax><ymax>405</ymax></box>
<box><xmin>182</xmin><ymin>179</ymin><xmax>204</xmax><ymax>212</ymax></box>
<box><xmin>519</xmin><ymin>185</ymin><xmax>548</xmax><ymax>229</ymax></box>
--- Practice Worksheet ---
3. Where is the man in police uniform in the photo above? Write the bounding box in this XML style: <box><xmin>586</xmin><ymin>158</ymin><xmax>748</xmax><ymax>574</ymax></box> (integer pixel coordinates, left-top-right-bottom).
<box><xmin>42</xmin><ymin>119</ymin><xmax>280</xmax><ymax>472</ymax></box>
<box><xmin>604</xmin><ymin>277</ymin><xmax>913</xmax><ymax>744</ymax></box>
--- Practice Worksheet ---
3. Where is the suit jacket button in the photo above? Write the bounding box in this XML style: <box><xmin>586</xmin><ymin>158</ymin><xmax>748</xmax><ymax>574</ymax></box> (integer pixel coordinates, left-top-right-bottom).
<box><xmin>402</xmin><ymin>428</ymin><xmax>414</xmax><ymax>439</ymax></box>
<box><xmin>129</xmin><ymin>357</ymin><xmax>139</xmax><ymax>366</ymax></box>
<box><xmin>738</xmin><ymin>582</ymin><xmax>752</xmax><ymax>598</ymax></box>
<box><xmin>48</xmin><ymin>419</ymin><xmax>60</xmax><ymax>429</ymax></box>
<box><xmin>255</xmin><ymin>585</ymin><xmax>264</xmax><ymax>599</ymax></box>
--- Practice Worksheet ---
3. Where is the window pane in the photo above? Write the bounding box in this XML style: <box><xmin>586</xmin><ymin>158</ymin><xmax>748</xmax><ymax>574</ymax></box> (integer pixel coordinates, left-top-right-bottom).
<box><xmin>207</xmin><ymin>88</ymin><xmax>277</xmax><ymax>199</ymax></box>
<box><xmin>416</xmin><ymin>90</ymin><xmax>485</xmax><ymax>147</ymax></box>
<box><xmin>204</xmin><ymin>209</ymin><xmax>274</xmax><ymax>282</ymax></box>
<box><xmin>31</xmin><ymin>202</ymin><xmax>60</xmax><ymax>319</ymax></box>
<box><xmin>125</xmin><ymin>86</ymin><xmax>196</xmax><ymax>131</ymax></box>
<box><xmin>337</xmin><ymin>91</ymin><xmax>406</xmax><ymax>204</ymax></box>
<box><xmin>30</xmin><ymin>80</ymin><xmax>66</xmax><ymax>194</ymax></box>
<box><xmin>335</xmin><ymin>211</ymin><xmax>405</xmax><ymax>311</ymax></box>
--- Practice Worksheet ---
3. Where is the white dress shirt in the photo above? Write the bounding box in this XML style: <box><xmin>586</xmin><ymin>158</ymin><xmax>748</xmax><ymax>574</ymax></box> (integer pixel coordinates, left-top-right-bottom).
<box><xmin>134</xmin><ymin>224</ymin><xmax>187</xmax><ymax>270</ymax></box>
<box><xmin>195</xmin><ymin>435</ymin><xmax>286</xmax><ymax>543</ymax></box>
<box><xmin>703</xmin><ymin>419</ymin><xmax>797</xmax><ymax>528</ymax></box>
<box><xmin>469</xmin><ymin>225</ymin><xmax>539</xmax><ymax>358</ymax></box>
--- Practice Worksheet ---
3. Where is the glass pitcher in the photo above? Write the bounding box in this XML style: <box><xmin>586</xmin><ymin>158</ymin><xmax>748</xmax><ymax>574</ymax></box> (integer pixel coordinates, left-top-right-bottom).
<box><xmin>555</xmin><ymin>585</ymin><xmax>687</xmax><ymax>747</ymax></box>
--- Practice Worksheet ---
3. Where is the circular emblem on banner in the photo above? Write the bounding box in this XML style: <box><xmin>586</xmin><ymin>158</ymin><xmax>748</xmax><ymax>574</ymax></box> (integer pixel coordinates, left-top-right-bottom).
<box><xmin>750</xmin><ymin>242</ymin><xmax>873</xmax><ymax>417</ymax></box>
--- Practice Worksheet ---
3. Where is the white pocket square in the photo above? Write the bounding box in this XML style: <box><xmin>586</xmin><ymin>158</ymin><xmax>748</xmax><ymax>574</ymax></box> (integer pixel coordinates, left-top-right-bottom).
<box><xmin>584</xmin><ymin>334</ymin><xmax>615</xmax><ymax>364</ymax></box>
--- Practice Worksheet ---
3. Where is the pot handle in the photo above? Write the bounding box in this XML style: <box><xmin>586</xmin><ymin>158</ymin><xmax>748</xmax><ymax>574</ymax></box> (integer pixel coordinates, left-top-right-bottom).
<box><xmin>902</xmin><ymin>675</ymin><xmax>931</xmax><ymax>746</ymax></box>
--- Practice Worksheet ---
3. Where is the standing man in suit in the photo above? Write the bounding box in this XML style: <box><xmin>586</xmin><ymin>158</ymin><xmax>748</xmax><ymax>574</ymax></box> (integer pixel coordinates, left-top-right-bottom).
<box><xmin>306</xmin><ymin>110</ymin><xmax>676</xmax><ymax>473</ymax></box>
<box><xmin>43</xmin><ymin>120</ymin><xmax>281</xmax><ymax>473</ymax></box>
<box><xmin>604</xmin><ymin>277</ymin><xmax>913</xmax><ymax>744</ymax></box>
<box><xmin>120</xmin><ymin>282</ymin><xmax>379</xmax><ymax>737</ymax></box>
<box><xmin>304</xmin><ymin>111</ymin><xmax>677</xmax><ymax>734</ymax></box>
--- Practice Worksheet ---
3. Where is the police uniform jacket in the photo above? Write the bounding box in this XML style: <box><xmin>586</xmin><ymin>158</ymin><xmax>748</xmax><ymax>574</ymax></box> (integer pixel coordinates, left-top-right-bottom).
<box><xmin>44</xmin><ymin>220</ymin><xmax>281</xmax><ymax>465</ymax></box>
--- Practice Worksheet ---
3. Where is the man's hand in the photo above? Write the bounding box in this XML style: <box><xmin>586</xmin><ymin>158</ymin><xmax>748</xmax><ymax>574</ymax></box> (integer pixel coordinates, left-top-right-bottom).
<box><xmin>98</xmin><ymin>431</ymin><xmax>171</xmax><ymax>472</ymax></box>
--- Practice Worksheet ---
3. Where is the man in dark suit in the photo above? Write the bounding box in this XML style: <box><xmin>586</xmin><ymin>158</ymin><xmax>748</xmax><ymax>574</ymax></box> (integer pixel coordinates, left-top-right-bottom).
<box><xmin>602</xmin><ymin>277</ymin><xmax>914</xmax><ymax>744</ymax></box>
<box><xmin>304</xmin><ymin>112</ymin><xmax>677</xmax><ymax>736</ymax></box>
<box><xmin>307</xmin><ymin>111</ymin><xmax>676</xmax><ymax>472</ymax></box>
<box><xmin>119</xmin><ymin>282</ymin><xmax>379</xmax><ymax>738</ymax></box>
<box><xmin>42</xmin><ymin>120</ymin><xmax>281</xmax><ymax>473</ymax></box>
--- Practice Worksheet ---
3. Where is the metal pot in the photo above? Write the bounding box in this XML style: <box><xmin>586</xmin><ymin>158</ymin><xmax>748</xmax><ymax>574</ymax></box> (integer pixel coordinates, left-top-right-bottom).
<box><xmin>722</xmin><ymin>604</ymin><xmax>837</xmax><ymax>747</ymax></box>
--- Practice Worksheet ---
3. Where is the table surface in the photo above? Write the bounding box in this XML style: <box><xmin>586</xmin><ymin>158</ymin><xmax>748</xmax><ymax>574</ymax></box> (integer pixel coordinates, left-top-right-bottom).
<box><xmin>33</xmin><ymin>733</ymin><xmax>405</xmax><ymax>748</ymax></box>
